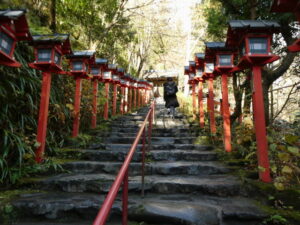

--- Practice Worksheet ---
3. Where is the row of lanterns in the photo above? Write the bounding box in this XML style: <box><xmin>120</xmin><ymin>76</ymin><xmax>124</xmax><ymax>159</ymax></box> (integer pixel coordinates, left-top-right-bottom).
<box><xmin>184</xmin><ymin>3</ymin><xmax>299</xmax><ymax>184</ymax></box>
<box><xmin>0</xmin><ymin>9</ymin><xmax>153</xmax><ymax>163</ymax></box>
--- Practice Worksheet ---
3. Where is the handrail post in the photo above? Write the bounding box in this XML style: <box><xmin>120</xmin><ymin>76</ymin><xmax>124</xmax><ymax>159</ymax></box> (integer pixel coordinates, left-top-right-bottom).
<box><xmin>141</xmin><ymin>128</ymin><xmax>146</xmax><ymax>198</ymax></box>
<box><xmin>122</xmin><ymin>170</ymin><xmax>129</xmax><ymax>225</ymax></box>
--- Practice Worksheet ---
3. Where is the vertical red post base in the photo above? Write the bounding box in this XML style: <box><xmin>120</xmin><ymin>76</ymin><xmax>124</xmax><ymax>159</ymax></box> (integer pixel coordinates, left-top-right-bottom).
<box><xmin>208</xmin><ymin>78</ymin><xmax>216</xmax><ymax>134</ymax></box>
<box><xmin>35</xmin><ymin>72</ymin><xmax>52</xmax><ymax>163</ymax></box>
<box><xmin>192</xmin><ymin>83</ymin><xmax>196</xmax><ymax>120</ymax></box>
<box><xmin>104</xmin><ymin>82</ymin><xmax>109</xmax><ymax>120</ymax></box>
<box><xmin>134</xmin><ymin>89</ymin><xmax>137</xmax><ymax>109</ymax></box>
<box><xmin>91</xmin><ymin>79</ymin><xmax>98</xmax><ymax>129</ymax></box>
<box><xmin>221</xmin><ymin>74</ymin><xmax>232</xmax><ymax>152</ymax></box>
<box><xmin>198</xmin><ymin>81</ymin><xmax>205</xmax><ymax>128</ymax></box>
<box><xmin>112</xmin><ymin>84</ymin><xmax>117</xmax><ymax>116</ymax></box>
<box><xmin>252</xmin><ymin>66</ymin><xmax>271</xmax><ymax>183</ymax></box>
<box><xmin>72</xmin><ymin>77</ymin><xmax>82</xmax><ymax>137</ymax></box>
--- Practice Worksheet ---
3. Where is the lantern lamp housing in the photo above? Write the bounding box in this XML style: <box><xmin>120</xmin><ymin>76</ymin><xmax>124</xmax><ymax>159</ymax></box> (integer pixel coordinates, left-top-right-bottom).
<box><xmin>103</xmin><ymin>71</ymin><xmax>112</xmax><ymax>81</ymax></box>
<box><xmin>29</xmin><ymin>34</ymin><xmax>72</xmax><ymax>73</ymax></box>
<box><xmin>184</xmin><ymin>66</ymin><xmax>190</xmax><ymax>75</ymax></box>
<box><xmin>226</xmin><ymin>20</ymin><xmax>280</xmax><ymax>68</ymax></box>
<box><xmin>195</xmin><ymin>69</ymin><xmax>203</xmax><ymax>79</ymax></box>
<box><xmin>112</xmin><ymin>74</ymin><xmax>120</xmax><ymax>84</ymax></box>
<box><xmin>92</xmin><ymin>58</ymin><xmax>108</xmax><ymax>80</ymax></box>
<box><xmin>204</xmin><ymin>63</ymin><xmax>214</xmax><ymax>73</ymax></box>
<box><xmin>0</xmin><ymin>9</ymin><xmax>32</xmax><ymax>67</ymax></box>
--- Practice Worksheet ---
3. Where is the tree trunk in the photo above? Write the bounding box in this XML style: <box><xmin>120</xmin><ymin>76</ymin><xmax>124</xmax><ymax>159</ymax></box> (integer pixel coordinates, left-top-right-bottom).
<box><xmin>230</xmin><ymin>73</ymin><xmax>243</xmax><ymax>124</ymax></box>
<box><xmin>243</xmin><ymin>76</ymin><xmax>252</xmax><ymax>115</ymax></box>
<box><xmin>50</xmin><ymin>0</ymin><xmax>56</xmax><ymax>33</ymax></box>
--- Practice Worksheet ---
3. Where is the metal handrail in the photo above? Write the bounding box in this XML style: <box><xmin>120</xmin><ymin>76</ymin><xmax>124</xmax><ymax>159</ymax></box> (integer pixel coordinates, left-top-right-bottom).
<box><xmin>93</xmin><ymin>101</ymin><xmax>155</xmax><ymax>225</ymax></box>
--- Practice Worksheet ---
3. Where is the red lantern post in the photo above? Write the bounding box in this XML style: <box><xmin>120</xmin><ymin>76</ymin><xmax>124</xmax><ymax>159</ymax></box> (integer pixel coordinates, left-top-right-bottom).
<box><xmin>202</xmin><ymin>55</ymin><xmax>216</xmax><ymax>134</ymax></box>
<box><xmin>0</xmin><ymin>9</ymin><xmax>31</xmax><ymax>67</ymax></box>
<box><xmin>188</xmin><ymin>61</ymin><xmax>197</xmax><ymax>120</ymax></box>
<box><xmin>66</xmin><ymin>50</ymin><xmax>96</xmax><ymax>137</ymax></box>
<box><xmin>226</xmin><ymin>20</ymin><xmax>280</xmax><ymax>182</ymax></box>
<box><xmin>271</xmin><ymin>0</ymin><xmax>300</xmax><ymax>52</ymax></box>
<box><xmin>90</xmin><ymin>58</ymin><xmax>108</xmax><ymax>128</ymax></box>
<box><xmin>206</xmin><ymin>42</ymin><xmax>240</xmax><ymax>152</ymax></box>
<box><xmin>102</xmin><ymin>64</ymin><xmax>116</xmax><ymax>119</ymax></box>
<box><xmin>195</xmin><ymin>53</ymin><xmax>206</xmax><ymax>128</ymax></box>
<box><xmin>29</xmin><ymin>34</ymin><xmax>72</xmax><ymax>163</ymax></box>
<box><xmin>112</xmin><ymin>68</ymin><xmax>123</xmax><ymax>116</ymax></box>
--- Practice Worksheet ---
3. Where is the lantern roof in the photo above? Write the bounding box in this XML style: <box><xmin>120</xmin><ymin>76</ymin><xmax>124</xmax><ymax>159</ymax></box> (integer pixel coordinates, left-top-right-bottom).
<box><xmin>205</xmin><ymin>42</ymin><xmax>237</xmax><ymax>58</ymax></box>
<box><xmin>108</xmin><ymin>64</ymin><xmax>117</xmax><ymax>70</ymax></box>
<box><xmin>194</xmin><ymin>53</ymin><xmax>205</xmax><ymax>69</ymax></box>
<box><xmin>94</xmin><ymin>58</ymin><xmax>107</xmax><ymax>65</ymax></box>
<box><xmin>189</xmin><ymin>61</ymin><xmax>196</xmax><ymax>67</ymax></box>
<box><xmin>184</xmin><ymin>66</ymin><xmax>190</xmax><ymax>75</ymax></box>
<box><xmin>117</xmin><ymin>68</ymin><xmax>125</xmax><ymax>73</ymax></box>
<box><xmin>226</xmin><ymin>20</ymin><xmax>280</xmax><ymax>47</ymax></box>
<box><xmin>66</xmin><ymin>50</ymin><xmax>95</xmax><ymax>58</ymax></box>
<box><xmin>0</xmin><ymin>9</ymin><xmax>31</xmax><ymax>40</ymax></box>
<box><xmin>30</xmin><ymin>34</ymin><xmax>72</xmax><ymax>55</ymax></box>
<box><xmin>271</xmin><ymin>0</ymin><xmax>299</xmax><ymax>12</ymax></box>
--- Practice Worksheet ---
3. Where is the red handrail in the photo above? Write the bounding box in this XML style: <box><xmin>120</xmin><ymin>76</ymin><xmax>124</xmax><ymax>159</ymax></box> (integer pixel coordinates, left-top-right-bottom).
<box><xmin>93</xmin><ymin>101</ymin><xmax>155</xmax><ymax>225</ymax></box>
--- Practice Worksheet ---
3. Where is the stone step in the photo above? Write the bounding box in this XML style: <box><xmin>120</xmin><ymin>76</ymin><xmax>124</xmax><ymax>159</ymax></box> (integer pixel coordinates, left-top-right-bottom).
<box><xmin>104</xmin><ymin>137</ymin><xmax>197</xmax><ymax>144</ymax></box>
<box><xmin>12</xmin><ymin>192</ymin><xmax>266</xmax><ymax>224</ymax></box>
<box><xmin>98</xmin><ymin>131</ymin><xmax>199</xmax><ymax>138</ymax></box>
<box><xmin>62</xmin><ymin>161</ymin><xmax>229</xmax><ymax>175</ymax></box>
<box><xmin>36</xmin><ymin>174</ymin><xmax>241</xmax><ymax>196</ymax></box>
<box><xmin>78</xmin><ymin>149</ymin><xmax>217</xmax><ymax>162</ymax></box>
<box><xmin>101</xmin><ymin>143</ymin><xmax>213</xmax><ymax>151</ymax></box>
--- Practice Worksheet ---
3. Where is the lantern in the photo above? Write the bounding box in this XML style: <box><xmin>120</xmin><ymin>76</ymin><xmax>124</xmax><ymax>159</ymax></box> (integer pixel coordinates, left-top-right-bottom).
<box><xmin>90</xmin><ymin>58</ymin><xmax>108</xmax><ymax>80</ymax></box>
<box><xmin>194</xmin><ymin>53</ymin><xmax>206</xmax><ymax>128</ymax></box>
<box><xmin>66</xmin><ymin>50</ymin><xmax>96</xmax><ymax>78</ymax></box>
<box><xmin>0</xmin><ymin>9</ymin><xmax>31</xmax><ymax>67</ymax></box>
<box><xmin>226</xmin><ymin>20</ymin><xmax>280</xmax><ymax>69</ymax></box>
<box><xmin>29</xmin><ymin>34</ymin><xmax>71</xmax><ymax>73</ymax></box>
<box><xmin>226</xmin><ymin>20</ymin><xmax>281</xmax><ymax>183</ymax></box>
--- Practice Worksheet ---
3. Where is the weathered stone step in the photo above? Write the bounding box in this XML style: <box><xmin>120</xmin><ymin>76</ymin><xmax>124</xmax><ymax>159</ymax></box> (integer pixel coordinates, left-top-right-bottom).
<box><xmin>100</xmin><ymin>131</ymin><xmax>199</xmax><ymax>138</ymax></box>
<box><xmin>62</xmin><ymin>161</ymin><xmax>229</xmax><ymax>175</ymax></box>
<box><xmin>36</xmin><ymin>174</ymin><xmax>241</xmax><ymax>196</ymax></box>
<box><xmin>12</xmin><ymin>192</ymin><xmax>266</xmax><ymax>224</ymax></box>
<box><xmin>78</xmin><ymin>149</ymin><xmax>217</xmax><ymax>162</ymax></box>
<box><xmin>105</xmin><ymin>137</ymin><xmax>197</xmax><ymax>144</ymax></box>
<box><xmin>102</xmin><ymin>143</ymin><xmax>213</xmax><ymax>151</ymax></box>
<box><xmin>111</xmin><ymin>127</ymin><xmax>194</xmax><ymax>133</ymax></box>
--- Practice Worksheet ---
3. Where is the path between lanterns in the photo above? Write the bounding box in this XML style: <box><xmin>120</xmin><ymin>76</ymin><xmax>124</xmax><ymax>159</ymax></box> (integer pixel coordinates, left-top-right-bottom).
<box><xmin>11</xmin><ymin>103</ymin><xmax>266</xmax><ymax>225</ymax></box>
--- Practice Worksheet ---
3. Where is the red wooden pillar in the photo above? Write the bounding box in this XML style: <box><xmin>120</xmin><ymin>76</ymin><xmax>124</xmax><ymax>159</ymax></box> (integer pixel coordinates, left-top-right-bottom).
<box><xmin>221</xmin><ymin>74</ymin><xmax>231</xmax><ymax>152</ymax></box>
<box><xmin>198</xmin><ymin>81</ymin><xmax>204</xmax><ymax>128</ymax></box>
<box><xmin>252</xmin><ymin>66</ymin><xmax>271</xmax><ymax>182</ymax></box>
<box><xmin>128</xmin><ymin>88</ymin><xmax>132</xmax><ymax>112</ymax></box>
<box><xmin>72</xmin><ymin>77</ymin><xmax>82</xmax><ymax>137</ymax></box>
<box><xmin>104</xmin><ymin>82</ymin><xmax>109</xmax><ymax>120</ymax></box>
<box><xmin>112</xmin><ymin>84</ymin><xmax>118</xmax><ymax>116</ymax></box>
<box><xmin>208</xmin><ymin>77</ymin><xmax>216</xmax><ymax>134</ymax></box>
<box><xmin>91</xmin><ymin>79</ymin><xmax>98</xmax><ymax>129</ymax></box>
<box><xmin>134</xmin><ymin>89</ymin><xmax>137</xmax><ymax>109</ymax></box>
<box><xmin>137</xmin><ymin>90</ymin><xmax>140</xmax><ymax>108</ymax></box>
<box><xmin>124</xmin><ymin>87</ymin><xmax>128</xmax><ymax>113</ymax></box>
<box><xmin>35</xmin><ymin>72</ymin><xmax>52</xmax><ymax>163</ymax></box>
<box><xmin>192</xmin><ymin>82</ymin><xmax>197</xmax><ymax>119</ymax></box>
<box><xmin>120</xmin><ymin>87</ymin><xmax>124</xmax><ymax>114</ymax></box>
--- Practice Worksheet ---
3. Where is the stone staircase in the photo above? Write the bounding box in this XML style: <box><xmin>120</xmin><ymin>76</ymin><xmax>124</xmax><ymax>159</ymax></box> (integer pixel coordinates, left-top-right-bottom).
<box><xmin>10</xmin><ymin>104</ymin><xmax>266</xmax><ymax>225</ymax></box>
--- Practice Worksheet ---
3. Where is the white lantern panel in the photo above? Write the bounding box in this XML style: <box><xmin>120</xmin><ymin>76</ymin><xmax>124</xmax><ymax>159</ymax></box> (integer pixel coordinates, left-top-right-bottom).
<box><xmin>54</xmin><ymin>51</ymin><xmax>61</xmax><ymax>65</ymax></box>
<box><xmin>120</xmin><ymin>79</ymin><xmax>126</xmax><ymax>85</ymax></box>
<box><xmin>0</xmin><ymin>32</ymin><xmax>14</xmax><ymax>55</ymax></box>
<box><xmin>112</xmin><ymin>74</ymin><xmax>119</xmax><ymax>81</ymax></box>
<box><xmin>219</xmin><ymin>55</ymin><xmax>232</xmax><ymax>66</ymax></box>
<box><xmin>72</xmin><ymin>61</ymin><xmax>83</xmax><ymax>71</ymax></box>
<box><xmin>91</xmin><ymin>67</ymin><xmax>100</xmax><ymax>75</ymax></box>
<box><xmin>249</xmin><ymin>37</ymin><xmax>268</xmax><ymax>54</ymax></box>
<box><xmin>195</xmin><ymin>69</ymin><xmax>203</xmax><ymax>78</ymax></box>
<box><xmin>103</xmin><ymin>71</ymin><xmax>112</xmax><ymax>79</ymax></box>
<box><xmin>205</xmin><ymin>63</ymin><xmax>214</xmax><ymax>73</ymax></box>
<box><xmin>37</xmin><ymin>49</ymin><xmax>52</xmax><ymax>62</ymax></box>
